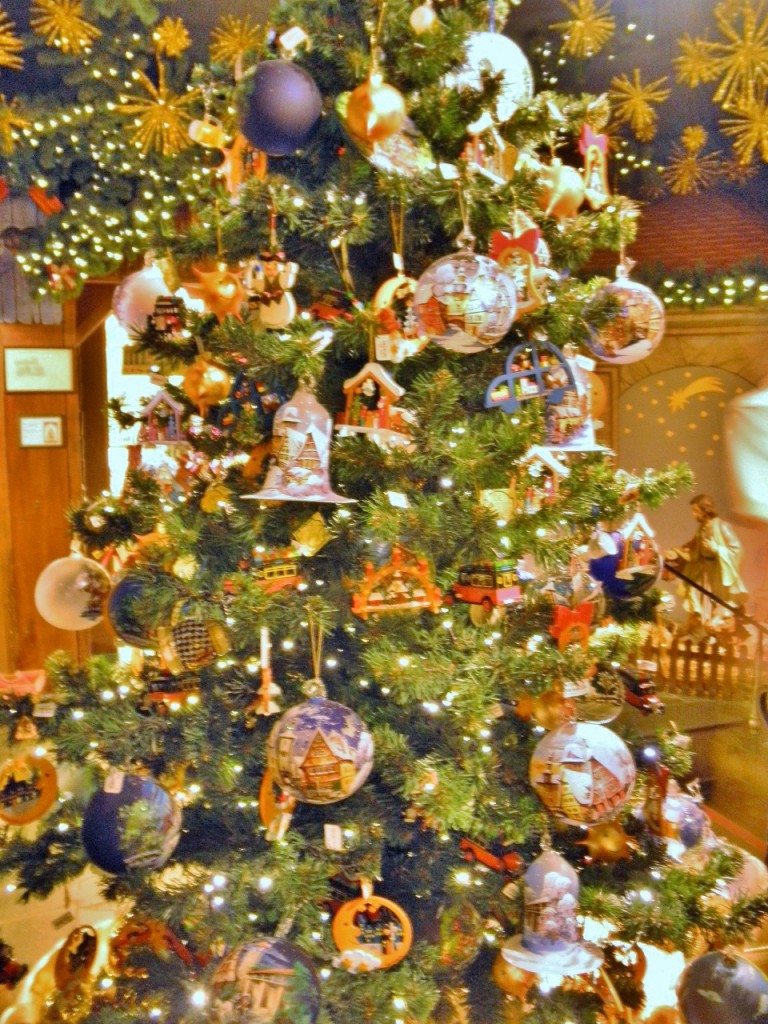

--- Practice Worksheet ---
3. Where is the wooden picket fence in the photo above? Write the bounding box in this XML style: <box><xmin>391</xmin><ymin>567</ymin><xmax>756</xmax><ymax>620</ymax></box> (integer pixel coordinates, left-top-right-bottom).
<box><xmin>639</xmin><ymin>630</ymin><xmax>757</xmax><ymax>700</ymax></box>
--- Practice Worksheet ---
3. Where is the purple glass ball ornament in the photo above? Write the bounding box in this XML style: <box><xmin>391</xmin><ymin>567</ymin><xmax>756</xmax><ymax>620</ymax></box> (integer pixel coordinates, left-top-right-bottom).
<box><xmin>240</xmin><ymin>60</ymin><xmax>322</xmax><ymax>156</ymax></box>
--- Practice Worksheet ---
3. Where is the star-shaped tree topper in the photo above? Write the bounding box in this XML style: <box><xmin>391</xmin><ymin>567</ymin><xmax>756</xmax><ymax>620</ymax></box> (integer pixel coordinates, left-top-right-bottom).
<box><xmin>30</xmin><ymin>0</ymin><xmax>101</xmax><ymax>55</ymax></box>
<box><xmin>550</xmin><ymin>0</ymin><xmax>616</xmax><ymax>59</ymax></box>
<box><xmin>0</xmin><ymin>5</ymin><xmax>23</xmax><ymax>70</ymax></box>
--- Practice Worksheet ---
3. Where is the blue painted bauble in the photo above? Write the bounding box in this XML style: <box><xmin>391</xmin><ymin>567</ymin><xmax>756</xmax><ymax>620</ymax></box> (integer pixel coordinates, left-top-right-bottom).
<box><xmin>267</xmin><ymin>697</ymin><xmax>374</xmax><ymax>805</ymax></box>
<box><xmin>677</xmin><ymin>951</ymin><xmax>768</xmax><ymax>1024</ymax></box>
<box><xmin>240</xmin><ymin>60</ymin><xmax>322</xmax><ymax>156</ymax></box>
<box><xmin>212</xmin><ymin>936</ymin><xmax>320</xmax><ymax>1024</ymax></box>
<box><xmin>81</xmin><ymin>774</ymin><xmax>181</xmax><ymax>874</ymax></box>
<box><xmin>107</xmin><ymin>573</ymin><xmax>157</xmax><ymax>648</ymax></box>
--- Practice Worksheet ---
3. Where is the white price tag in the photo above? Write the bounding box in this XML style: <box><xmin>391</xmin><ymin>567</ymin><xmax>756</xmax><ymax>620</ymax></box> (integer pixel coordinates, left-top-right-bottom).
<box><xmin>103</xmin><ymin>769</ymin><xmax>125</xmax><ymax>794</ymax></box>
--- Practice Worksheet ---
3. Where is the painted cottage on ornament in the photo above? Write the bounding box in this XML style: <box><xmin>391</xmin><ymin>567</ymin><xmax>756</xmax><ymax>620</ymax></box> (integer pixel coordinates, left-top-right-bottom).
<box><xmin>138</xmin><ymin>389</ymin><xmax>186</xmax><ymax>446</ymax></box>
<box><xmin>336</xmin><ymin>361</ymin><xmax>411</xmax><ymax>448</ymax></box>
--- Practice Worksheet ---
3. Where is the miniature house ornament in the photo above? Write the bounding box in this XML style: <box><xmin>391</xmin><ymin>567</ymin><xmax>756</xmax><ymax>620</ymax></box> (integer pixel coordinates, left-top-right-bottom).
<box><xmin>336</xmin><ymin>361</ymin><xmax>412</xmax><ymax>449</ymax></box>
<box><xmin>244</xmin><ymin>382</ymin><xmax>355</xmax><ymax>504</ymax></box>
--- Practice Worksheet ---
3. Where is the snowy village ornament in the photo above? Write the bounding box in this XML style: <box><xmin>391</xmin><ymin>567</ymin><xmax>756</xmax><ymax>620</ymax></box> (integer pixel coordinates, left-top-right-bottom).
<box><xmin>332</xmin><ymin>881</ymin><xmax>413</xmax><ymax>972</ymax></box>
<box><xmin>335</xmin><ymin>362</ymin><xmax>412</xmax><ymax>449</ymax></box>
<box><xmin>156</xmin><ymin>598</ymin><xmax>230</xmax><ymax>675</ymax></box>
<box><xmin>529</xmin><ymin>722</ymin><xmax>636</xmax><ymax>826</ymax></box>
<box><xmin>244</xmin><ymin>383</ymin><xmax>355</xmax><ymax>504</ymax></box>
<box><xmin>81</xmin><ymin>771</ymin><xmax>182</xmax><ymax>875</ymax></box>
<box><xmin>0</xmin><ymin>754</ymin><xmax>57</xmax><ymax>826</ymax></box>
<box><xmin>266</xmin><ymin>696</ymin><xmax>374</xmax><ymax>805</ymax></box>
<box><xmin>34</xmin><ymin>554</ymin><xmax>112</xmax><ymax>631</ymax></box>
<box><xmin>585</xmin><ymin>261</ymin><xmax>666</xmax><ymax>365</ymax></box>
<box><xmin>212</xmin><ymin>936</ymin><xmax>321</xmax><ymax>1024</ymax></box>
<box><xmin>351</xmin><ymin>545</ymin><xmax>442</xmax><ymax>619</ymax></box>
<box><xmin>455</xmin><ymin>32</ymin><xmax>534</xmax><ymax>123</ymax></box>
<box><xmin>246</xmin><ymin>249</ymin><xmax>298</xmax><ymax>329</ymax></box>
<box><xmin>413</xmin><ymin>235</ymin><xmax>517</xmax><ymax>355</ymax></box>
<box><xmin>588</xmin><ymin>512</ymin><xmax>662</xmax><ymax>601</ymax></box>
<box><xmin>501</xmin><ymin>845</ymin><xmax>602</xmax><ymax>977</ymax></box>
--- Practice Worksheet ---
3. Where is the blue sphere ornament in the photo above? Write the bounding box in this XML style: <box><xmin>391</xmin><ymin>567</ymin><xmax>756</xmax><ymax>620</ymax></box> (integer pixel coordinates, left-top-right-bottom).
<box><xmin>413</xmin><ymin>248</ymin><xmax>516</xmax><ymax>355</ymax></box>
<box><xmin>240</xmin><ymin>60</ymin><xmax>322</xmax><ymax>156</ymax></box>
<box><xmin>678</xmin><ymin>951</ymin><xmax>768</xmax><ymax>1024</ymax></box>
<box><xmin>107</xmin><ymin>573</ymin><xmax>157</xmax><ymax>648</ymax></box>
<box><xmin>81</xmin><ymin>774</ymin><xmax>181</xmax><ymax>874</ymax></box>
<box><xmin>267</xmin><ymin>697</ymin><xmax>374</xmax><ymax>804</ymax></box>
<box><xmin>212</xmin><ymin>937</ymin><xmax>320</xmax><ymax>1024</ymax></box>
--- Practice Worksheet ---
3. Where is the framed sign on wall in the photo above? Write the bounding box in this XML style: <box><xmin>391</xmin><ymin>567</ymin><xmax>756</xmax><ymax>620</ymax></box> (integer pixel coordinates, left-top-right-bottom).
<box><xmin>4</xmin><ymin>348</ymin><xmax>74</xmax><ymax>393</ymax></box>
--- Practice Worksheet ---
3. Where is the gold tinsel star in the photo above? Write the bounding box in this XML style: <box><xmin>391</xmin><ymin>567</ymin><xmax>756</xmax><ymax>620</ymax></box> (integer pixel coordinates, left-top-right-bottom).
<box><xmin>609</xmin><ymin>68</ymin><xmax>670</xmax><ymax>141</ymax></box>
<box><xmin>662</xmin><ymin>126</ymin><xmax>723</xmax><ymax>194</ymax></box>
<box><xmin>710</xmin><ymin>1</ymin><xmax>768</xmax><ymax>109</ymax></box>
<box><xmin>120</xmin><ymin>61</ymin><xmax>198</xmax><ymax>157</ymax></box>
<box><xmin>721</xmin><ymin>94</ymin><xmax>768</xmax><ymax>163</ymax></box>
<box><xmin>30</xmin><ymin>0</ymin><xmax>101</xmax><ymax>55</ymax></box>
<box><xmin>152</xmin><ymin>17</ymin><xmax>191</xmax><ymax>59</ymax></box>
<box><xmin>0</xmin><ymin>95</ymin><xmax>28</xmax><ymax>154</ymax></box>
<box><xmin>210</xmin><ymin>14</ymin><xmax>263</xmax><ymax>68</ymax></box>
<box><xmin>674</xmin><ymin>33</ymin><xmax>722</xmax><ymax>88</ymax></box>
<box><xmin>550</xmin><ymin>0</ymin><xmax>616</xmax><ymax>58</ymax></box>
<box><xmin>0</xmin><ymin>5</ymin><xmax>23</xmax><ymax>70</ymax></box>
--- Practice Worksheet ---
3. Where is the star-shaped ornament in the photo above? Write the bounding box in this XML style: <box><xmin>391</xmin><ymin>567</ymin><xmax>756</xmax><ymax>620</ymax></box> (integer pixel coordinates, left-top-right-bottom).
<box><xmin>193</xmin><ymin>264</ymin><xmax>247</xmax><ymax>321</ymax></box>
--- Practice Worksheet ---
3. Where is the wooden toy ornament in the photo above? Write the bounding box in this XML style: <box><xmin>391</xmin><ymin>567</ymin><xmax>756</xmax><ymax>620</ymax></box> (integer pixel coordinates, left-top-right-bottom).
<box><xmin>245</xmin><ymin>626</ymin><xmax>282</xmax><ymax>723</ymax></box>
<box><xmin>351</xmin><ymin>544</ymin><xmax>442</xmax><ymax>619</ymax></box>
<box><xmin>332</xmin><ymin>879</ymin><xmax>413</xmax><ymax>972</ymax></box>
<box><xmin>0</xmin><ymin>754</ymin><xmax>57</xmax><ymax>825</ymax></box>
<box><xmin>335</xmin><ymin>361</ymin><xmax>412</xmax><ymax>449</ymax></box>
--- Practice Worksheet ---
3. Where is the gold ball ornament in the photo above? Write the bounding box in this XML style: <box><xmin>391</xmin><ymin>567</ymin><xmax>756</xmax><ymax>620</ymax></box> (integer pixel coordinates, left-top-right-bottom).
<box><xmin>531</xmin><ymin>688</ymin><xmax>571</xmax><ymax>730</ymax></box>
<box><xmin>346</xmin><ymin>71</ymin><xmax>406</xmax><ymax>144</ymax></box>
<box><xmin>192</xmin><ymin>263</ymin><xmax>248</xmax><ymax>322</ymax></box>
<box><xmin>491</xmin><ymin>954</ymin><xmax>535</xmax><ymax>999</ymax></box>
<box><xmin>578</xmin><ymin>820</ymin><xmax>638</xmax><ymax>864</ymax></box>
<box><xmin>410</xmin><ymin>1</ymin><xmax>437</xmax><ymax>33</ymax></box>
<box><xmin>538</xmin><ymin>158</ymin><xmax>586</xmax><ymax>224</ymax></box>
<box><xmin>182</xmin><ymin>355</ymin><xmax>232</xmax><ymax>417</ymax></box>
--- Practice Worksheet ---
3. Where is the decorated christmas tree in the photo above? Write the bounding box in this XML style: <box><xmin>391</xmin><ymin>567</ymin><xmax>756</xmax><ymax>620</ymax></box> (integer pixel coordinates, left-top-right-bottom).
<box><xmin>2</xmin><ymin>2</ymin><xmax>768</xmax><ymax>1023</ymax></box>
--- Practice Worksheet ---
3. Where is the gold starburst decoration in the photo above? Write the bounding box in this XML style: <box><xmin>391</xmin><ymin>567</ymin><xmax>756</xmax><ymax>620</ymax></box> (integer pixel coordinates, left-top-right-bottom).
<box><xmin>30</xmin><ymin>0</ymin><xmax>101</xmax><ymax>55</ymax></box>
<box><xmin>721</xmin><ymin>93</ymin><xmax>768</xmax><ymax>163</ymax></box>
<box><xmin>0</xmin><ymin>95</ymin><xmax>28</xmax><ymax>154</ymax></box>
<box><xmin>662</xmin><ymin>126</ymin><xmax>723</xmax><ymax>194</ymax></box>
<box><xmin>0</xmin><ymin>5</ymin><xmax>23</xmax><ymax>70</ymax></box>
<box><xmin>609</xmin><ymin>69</ymin><xmax>670</xmax><ymax>141</ymax></box>
<box><xmin>711</xmin><ymin>1</ymin><xmax>768</xmax><ymax>109</ymax></box>
<box><xmin>674</xmin><ymin>33</ymin><xmax>722</xmax><ymax>87</ymax></box>
<box><xmin>550</xmin><ymin>0</ymin><xmax>615</xmax><ymax>58</ymax></box>
<box><xmin>210</xmin><ymin>14</ymin><xmax>264</xmax><ymax>68</ymax></box>
<box><xmin>120</xmin><ymin>62</ymin><xmax>198</xmax><ymax>157</ymax></box>
<box><xmin>152</xmin><ymin>17</ymin><xmax>191</xmax><ymax>59</ymax></box>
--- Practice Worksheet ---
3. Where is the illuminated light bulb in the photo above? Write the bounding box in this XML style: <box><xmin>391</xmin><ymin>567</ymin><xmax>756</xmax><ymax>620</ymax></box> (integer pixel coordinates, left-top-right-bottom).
<box><xmin>258</xmin><ymin>876</ymin><xmax>274</xmax><ymax>892</ymax></box>
<box><xmin>190</xmin><ymin>989</ymin><xmax>207</xmax><ymax>1008</ymax></box>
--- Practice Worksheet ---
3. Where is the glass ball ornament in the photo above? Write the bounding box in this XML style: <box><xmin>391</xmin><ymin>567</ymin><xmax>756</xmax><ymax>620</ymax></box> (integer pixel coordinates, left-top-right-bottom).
<box><xmin>212</xmin><ymin>936</ymin><xmax>321</xmax><ymax>1024</ymax></box>
<box><xmin>564</xmin><ymin>667</ymin><xmax>624</xmax><ymax>725</ymax></box>
<box><xmin>413</xmin><ymin>247</ymin><xmax>517</xmax><ymax>354</ymax></box>
<box><xmin>677</xmin><ymin>951</ymin><xmax>768</xmax><ymax>1024</ymax></box>
<box><xmin>113</xmin><ymin>261</ymin><xmax>171</xmax><ymax>340</ymax></box>
<box><xmin>585</xmin><ymin>264</ymin><xmax>666</xmax><ymax>365</ymax></box>
<box><xmin>34</xmin><ymin>555</ymin><xmax>111</xmax><ymax>631</ymax></box>
<box><xmin>410</xmin><ymin>0</ymin><xmax>437</xmax><ymax>33</ymax></box>
<box><xmin>345</xmin><ymin>71</ymin><xmax>406</xmax><ymax>144</ymax></box>
<box><xmin>107</xmin><ymin>572</ymin><xmax>157</xmax><ymax>648</ymax></box>
<box><xmin>239</xmin><ymin>59</ymin><xmax>322</xmax><ymax>156</ymax></box>
<box><xmin>456</xmin><ymin>32</ymin><xmax>534</xmax><ymax>122</ymax></box>
<box><xmin>267</xmin><ymin>697</ymin><xmax>374</xmax><ymax>804</ymax></box>
<box><xmin>529</xmin><ymin>721</ymin><xmax>636</xmax><ymax>826</ymax></box>
<box><xmin>81</xmin><ymin>773</ymin><xmax>182</xmax><ymax>874</ymax></box>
